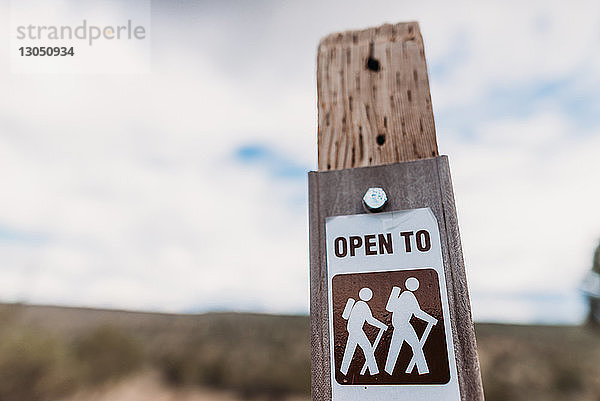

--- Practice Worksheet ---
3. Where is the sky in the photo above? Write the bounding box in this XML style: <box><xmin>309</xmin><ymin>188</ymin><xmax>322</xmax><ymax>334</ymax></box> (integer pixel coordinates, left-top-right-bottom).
<box><xmin>1</xmin><ymin>0</ymin><xmax>600</xmax><ymax>324</ymax></box>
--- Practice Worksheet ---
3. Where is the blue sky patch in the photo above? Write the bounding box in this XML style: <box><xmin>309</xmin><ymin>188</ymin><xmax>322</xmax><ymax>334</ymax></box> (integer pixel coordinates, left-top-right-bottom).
<box><xmin>0</xmin><ymin>224</ymin><xmax>47</xmax><ymax>245</ymax></box>
<box><xmin>435</xmin><ymin>75</ymin><xmax>600</xmax><ymax>139</ymax></box>
<box><xmin>234</xmin><ymin>143</ymin><xmax>308</xmax><ymax>180</ymax></box>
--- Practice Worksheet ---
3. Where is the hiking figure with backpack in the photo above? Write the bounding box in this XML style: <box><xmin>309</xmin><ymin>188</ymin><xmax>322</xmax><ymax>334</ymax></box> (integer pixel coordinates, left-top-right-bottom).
<box><xmin>340</xmin><ymin>287</ymin><xmax>387</xmax><ymax>375</ymax></box>
<box><xmin>384</xmin><ymin>277</ymin><xmax>438</xmax><ymax>375</ymax></box>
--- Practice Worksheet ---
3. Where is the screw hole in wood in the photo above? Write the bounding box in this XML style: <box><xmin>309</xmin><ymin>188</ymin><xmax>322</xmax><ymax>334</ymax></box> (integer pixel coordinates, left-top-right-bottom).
<box><xmin>366</xmin><ymin>57</ymin><xmax>381</xmax><ymax>72</ymax></box>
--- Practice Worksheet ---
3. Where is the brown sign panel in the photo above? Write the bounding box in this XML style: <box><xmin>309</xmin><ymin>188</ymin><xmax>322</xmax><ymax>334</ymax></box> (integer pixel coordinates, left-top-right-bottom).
<box><xmin>331</xmin><ymin>268</ymin><xmax>449</xmax><ymax>385</ymax></box>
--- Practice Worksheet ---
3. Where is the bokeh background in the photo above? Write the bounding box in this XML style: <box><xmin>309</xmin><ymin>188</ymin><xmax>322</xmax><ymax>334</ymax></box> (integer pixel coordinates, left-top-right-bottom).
<box><xmin>2</xmin><ymin>0</ymin><xmax>600</xmax><ymax>400</ymax></box>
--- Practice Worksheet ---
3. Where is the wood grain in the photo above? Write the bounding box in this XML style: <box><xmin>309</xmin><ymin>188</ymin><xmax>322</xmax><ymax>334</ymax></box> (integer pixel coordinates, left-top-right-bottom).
<box><xmin>309</xmin><ymin>158</ymin><xmax>485</xmax><ymax>401</ymax></box>
<box><xmin>317</xmin><ymin>22</ymin><xmax>438</xmax><ymax>171</ymax></box>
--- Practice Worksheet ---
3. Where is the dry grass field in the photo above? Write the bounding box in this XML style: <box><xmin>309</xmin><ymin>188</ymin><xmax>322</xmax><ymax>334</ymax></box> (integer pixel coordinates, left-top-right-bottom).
<box><xmin>0</xmin><ymin>303</ymin><xmax>598</xmax><ymax>401</ymax></box>
<box><xmin>63</xmin><ymin>371</ymin><xmax>309</xmax><ymax>401</ymax></box>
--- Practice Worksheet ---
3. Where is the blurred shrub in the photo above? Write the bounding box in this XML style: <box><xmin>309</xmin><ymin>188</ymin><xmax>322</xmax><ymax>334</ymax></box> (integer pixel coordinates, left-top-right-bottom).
<box><xmin>2</xmin><ymin>308</ymin><xmax>600</xmax><ymax>401</ymax></box>
<box><xmin>0</xmin><ymin>308</ymin><xmax>312</xmax><ymax>399</ymax></box>
<box><xmin>74</xmin><ymin>325</ymin><xmax>145</xmax><ymax>385</ymax></box>
<box><xmin>154</xmin><ymin>314</ymin><xmax>310</xmax><ymax>398</ymax></box>
<box><xmin>0</xmin><ymin>324</ymin><xmax>145</xmax><ymax>401</ymax></box>
<box><xmin>0</xmin><ymin>328</ymin><xmax>79</xmax><ymax>401</ymax></box>
<box><xmin>477</xmin><ymin>324</ymin><xmax>600</xmax><ymax>401</ymax></box>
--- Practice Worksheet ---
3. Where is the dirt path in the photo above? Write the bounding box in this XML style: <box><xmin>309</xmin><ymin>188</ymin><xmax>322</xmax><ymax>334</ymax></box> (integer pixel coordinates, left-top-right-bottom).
<box><xmin>63</xmin><ymin>371</ymin><xmax>308</xmax><ymax>401</ymax></box>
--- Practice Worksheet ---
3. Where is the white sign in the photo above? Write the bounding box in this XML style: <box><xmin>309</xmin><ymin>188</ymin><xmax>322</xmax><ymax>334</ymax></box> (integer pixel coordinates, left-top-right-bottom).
<box><xmin>326</xmin><ymin>208</ymin><xmax>461</xmax><ymax>401</ymax></box>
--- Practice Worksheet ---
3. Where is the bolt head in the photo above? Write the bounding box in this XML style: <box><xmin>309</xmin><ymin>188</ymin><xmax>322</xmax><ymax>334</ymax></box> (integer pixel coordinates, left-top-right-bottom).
<box><xmin>363</xmin><ymin>187</ymin><xmax>387</xmax><ymax>211</ymax></box>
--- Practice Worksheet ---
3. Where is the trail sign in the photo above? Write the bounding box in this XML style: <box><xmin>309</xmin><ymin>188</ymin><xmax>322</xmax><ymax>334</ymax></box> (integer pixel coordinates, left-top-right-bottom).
<box><xmin>328</xmin><ymin>209</ymin><xmax>459</xmax><ymax>400</ymax></box>
<box><xmin>308</xmin><ymin>22</ymin><xmax>484</xmax><ymax>400</ymax></box>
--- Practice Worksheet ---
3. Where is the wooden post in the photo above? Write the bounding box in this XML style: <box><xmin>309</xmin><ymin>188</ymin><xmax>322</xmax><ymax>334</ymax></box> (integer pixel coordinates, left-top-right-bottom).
<box><xmin>317</xmin><ymin>22</ymin><xmax>438</xmax><ymax>170</ymax></box>
<box><xmin>309</xmin><ymin>22</ymin><xmax>484</xmax><ymax>401</ymax></box>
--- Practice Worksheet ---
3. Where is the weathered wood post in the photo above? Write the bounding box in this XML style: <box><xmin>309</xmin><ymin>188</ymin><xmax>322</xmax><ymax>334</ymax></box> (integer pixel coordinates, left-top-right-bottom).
<box><xmin>308</xmin><ymin>22</ymin><xmax>484</xmax><ymax>400</ymax></box>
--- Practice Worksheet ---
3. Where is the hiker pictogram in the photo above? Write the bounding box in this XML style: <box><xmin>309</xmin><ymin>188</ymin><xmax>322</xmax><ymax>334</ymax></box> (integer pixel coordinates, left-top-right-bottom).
<box><xmin>340</xmin><ymin>287</ymin><xmax>387</xmax><ymax>375</ymax></box>
<box><xmin>385</xmin><ymin>278</ymin><xmax>438</xmax><ymax>375</ymax></box>
<box><xmin>331</xmin><ymin>269</ymin><xmax>450</xmax><ymax>385</ymax></box>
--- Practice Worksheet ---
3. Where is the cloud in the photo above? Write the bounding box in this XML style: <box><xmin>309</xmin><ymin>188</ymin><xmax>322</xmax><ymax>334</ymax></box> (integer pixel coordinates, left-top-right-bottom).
<box><xmin>0</xmin><ymin>0</ymin><xmax>599</xmax><ymax>323</ymax></box>
<box><xmin>443</xmin><ymin>111</ymin><xmax>600</xmax><ymax>321</ymax></box>
<box><xmin>472</xmin><ymin>292</ymin><xmax>587</xmax><ymax>325</ymax></box>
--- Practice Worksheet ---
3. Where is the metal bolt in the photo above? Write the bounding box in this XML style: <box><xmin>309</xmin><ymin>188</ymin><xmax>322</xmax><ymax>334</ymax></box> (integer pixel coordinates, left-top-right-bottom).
<box><xmin>363</xmin><ymin>187</ymin><xmax>387</xmax><ymax>212</ymax></box>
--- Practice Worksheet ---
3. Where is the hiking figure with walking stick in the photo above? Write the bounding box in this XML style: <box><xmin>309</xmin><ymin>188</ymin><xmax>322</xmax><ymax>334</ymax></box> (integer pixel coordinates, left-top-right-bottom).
<box><xmin>340</xmin><ymin>287</ymin><xmax>387</xmax><ymax>376</ymax></box>
<box><xmin>384</xmin><ymin>277</ymin><xmax>438</xmax><ymax>375</ymax></box>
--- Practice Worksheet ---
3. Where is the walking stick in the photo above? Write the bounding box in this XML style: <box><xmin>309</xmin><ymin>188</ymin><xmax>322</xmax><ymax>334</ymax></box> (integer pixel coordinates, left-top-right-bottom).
<box><xmin>406</xmin><ymin>321</ymin><xmax>435</xmax><ymax>374</ymax></box>
<box><xmin>360</xmin><ymin>326</ymin><xmax>385</xmax><ymax>375</ymax></box>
